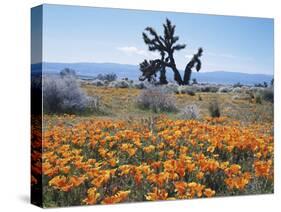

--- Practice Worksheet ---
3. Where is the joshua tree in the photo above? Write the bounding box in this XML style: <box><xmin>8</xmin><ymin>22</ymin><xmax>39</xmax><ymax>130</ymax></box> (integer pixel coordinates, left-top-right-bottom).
<box><xmin>139</xmin><ymin>18</ymin><xmax>203</xmax><ymax>85</ymax></box>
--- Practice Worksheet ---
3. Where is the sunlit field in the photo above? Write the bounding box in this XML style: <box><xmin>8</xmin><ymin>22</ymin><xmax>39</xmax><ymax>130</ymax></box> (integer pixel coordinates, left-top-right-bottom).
<box><xmin>82</xmin><ymin>85</ymin><xmax>273</xmax><ymax>123</ymax></box>
<box><xmin>31</xmin><ymin>85</ymin><xmax>273</xmax><ymax>207</ymax></box>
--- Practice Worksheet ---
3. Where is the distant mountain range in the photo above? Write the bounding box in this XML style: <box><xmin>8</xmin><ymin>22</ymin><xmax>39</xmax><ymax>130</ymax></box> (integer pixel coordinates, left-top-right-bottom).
<box><xmin>32</xmin><ymin>62</ymin><xmax>273</xmax><ymax>85</ymax></box>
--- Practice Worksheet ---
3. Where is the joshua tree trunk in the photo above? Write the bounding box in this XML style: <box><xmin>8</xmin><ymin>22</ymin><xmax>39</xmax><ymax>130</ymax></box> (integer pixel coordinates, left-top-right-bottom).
<box><xmin>159</xmin><ymin>67</ymin><xmax>168</xmax><ymax>84</ymax></box>
<box><xmin>183</xmin><ymin>67</ymin><xmax>192</xmax><ymax>85</ymax></box>
<box><xmin>169</xmin><ymin>55</ymin><xmax>183</xmax><ymax>85</ymax></box>
<box><xmin>172</xmin><ymin>66</ymin><xmax>183</xmax><ymax>85</ymax></box>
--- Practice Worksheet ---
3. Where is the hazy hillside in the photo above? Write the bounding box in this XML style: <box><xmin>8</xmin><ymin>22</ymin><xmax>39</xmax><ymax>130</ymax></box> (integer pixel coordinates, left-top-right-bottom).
<box><xmin>32</xmin><ymin>62</ymin><xmax>273</xmax><ymax>85</ymax></box>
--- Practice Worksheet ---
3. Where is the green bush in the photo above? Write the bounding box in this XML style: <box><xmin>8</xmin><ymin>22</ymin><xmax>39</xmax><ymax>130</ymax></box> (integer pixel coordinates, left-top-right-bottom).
<box><xmin>255</xmin><ymin>93</ymin><xmax>262</xmax><ymax>104</ymax></box>
<box><xmin>208</xmin><ymin>100</ymin><xmax>221</xmax><ymax>117</ymax></box>
<box><xmin>261</xmin><ymin>88</ymin><xmax>274</xmax><ymax>103</ymax></box>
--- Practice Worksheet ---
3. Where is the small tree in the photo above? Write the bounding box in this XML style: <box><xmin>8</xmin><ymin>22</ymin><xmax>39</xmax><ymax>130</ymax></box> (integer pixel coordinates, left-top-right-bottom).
<box><xmin>95</xmin><ymin>73</ymin><xmax>117</xmax><ymax>82</ymax></box>
<box><xmin>192</xmin><ymin>78</ymin><xmax>198</xmax><ymax>85</ymax></box>
<box><xmin>60</xmin><ymin>68</ymin><xmax>76</xmax><ymax>78</ymax></box>
<box><xmin>139</xmin><ymin>19</ymin><xmax>203</xmax><ymax>85</ymax></box>
<box><xmin>271</xmin><ymin>78</ymin><xmax>274</xmax><ymax>86</ymax></box>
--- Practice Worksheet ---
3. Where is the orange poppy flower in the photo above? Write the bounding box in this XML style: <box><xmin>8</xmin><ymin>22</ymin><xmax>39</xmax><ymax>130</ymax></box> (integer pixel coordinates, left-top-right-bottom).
<box><xmin>83</xmin><ymin>187</ymin><xmax>100</xmax><ymax>205</ymax></box>
<box><xmin>102</xmin><ymin>190</ymin><xmax>130</xmax><ymax>204</ymax></box>
<box><xmin>204</xmin><ymin>188</ymin><xmax>216</xmax><ymax>197</ymax></box>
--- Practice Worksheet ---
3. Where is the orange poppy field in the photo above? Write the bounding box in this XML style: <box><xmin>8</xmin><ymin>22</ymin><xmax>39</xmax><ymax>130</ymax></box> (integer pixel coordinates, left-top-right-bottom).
<box><xmin>31</xmin><ymin>112</ymin><xmax>273</xmax><ymax>207</ymax></box>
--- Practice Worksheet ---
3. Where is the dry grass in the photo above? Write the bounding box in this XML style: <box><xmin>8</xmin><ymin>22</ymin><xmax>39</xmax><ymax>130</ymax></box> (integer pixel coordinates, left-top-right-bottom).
<box><xmin>81</xmin><ymin>84</ymin><xmax>273</xmax><ymax>124</ymax></box>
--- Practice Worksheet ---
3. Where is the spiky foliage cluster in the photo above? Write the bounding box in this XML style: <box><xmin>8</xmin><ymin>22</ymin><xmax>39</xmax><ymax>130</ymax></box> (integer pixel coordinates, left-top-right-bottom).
<box><xmin>139</xmin><ymin>59</ymin><xmax>161</xmax><ymax>82</ymax></box>
<box><xmin>139</xmin><ymin>19</ymin><xmax>203</xmax><ymax>85</ymax></box>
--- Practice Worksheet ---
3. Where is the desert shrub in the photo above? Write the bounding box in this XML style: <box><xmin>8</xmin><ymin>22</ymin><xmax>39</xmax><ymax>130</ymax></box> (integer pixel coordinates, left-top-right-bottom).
<box><xmin>60</xmin><ymin>68</ymin><xmax>76</xmax><ymax>78</ymax></box>
<box><xmin>186</xmin><ymin>89</ymin><xmax>195</xmax><ymax>96</ymax></box>
<box><xmin>232</xmin><ymin>87</ymin><xmax>245</xmax><ymax>93</ymax></box>
<box><xmin>208</xmin><ymin>100</ymin><xmax>220</xmax><ymax>117</ymax></box>
<box><xmin>137</xmin><ymin>87</ymin><xmax>177</xmax><ymax>113</ymax></box>
<box><xmin>254</xmin><ymin>83</ymin><xmax>263</xmax><ymax>87</ymax></box>
<box><xmin>43</xmin><ymin>72</ymin><xmax>99</xmax><ymax>114</ymax></box>
<box><xmin>95</xmin><ymin>73</ymin><xmax>117</xmax><ymax>82</ymax></box>
<box><xmin>91</xmin><ymin>79</ymin><xmax>104</xmax><ymax>86</ymax></box>
<box><xmin>164</xmin><ymin>83</ymin><xmax>179</xmax><ymax>93</ymax></box>
<box><xmin>201</xmin><ymin>85</ymin><xmax>219</xmax><ymax>93</ymax></box>
<box><xmin>254</xmin><ymin>82</ymin><xmax>269</xmax><ymax>88</ymax></box>
<box><xmin>192</xmin><ymin>78</ymin><xmax>198</xmax><ymax>85</ymax></box>
<box><xmin>177</xmin><ymin>86</ymin><xmax>196</xmax><ymax>95</ymax></box>
<box><xmin>108</xmin><ymin>80</ymin><xmax>131</xmax><ymax>88</ymax></box>
<box><xmin>218</xmin><ymin>86</ymin><xmax>232</xmax><ymax>93</ymax></box>
<box><xmin>255</xmin><ymin>93</ymin><xmax>262</xmax><ymax>104</ymax></box>
<box><xmin>179</xmin><ymin>104</ymin><xmax>200</xmax><ymax>120</ymax></box>
<box><xmin>260</xmin><ymin>88</ymin><xmax>274</xmax><ymax>103</ymax></box>
<box><xmin>133</xmin><ymin>81</ymin><xmax>147</xmax><ymax>89</ymax></box>
<box><xmin>233</xmin><ymin>82</ymin><xmax>243</xmax><ymax>88</ymax></box>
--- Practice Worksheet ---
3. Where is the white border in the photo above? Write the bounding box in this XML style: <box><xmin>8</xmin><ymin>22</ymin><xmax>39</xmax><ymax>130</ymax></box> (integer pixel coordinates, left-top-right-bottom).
<box><xmin>0</xmin><ymin>0</ymin><xmax>280</xmax><ymax>211</ymax></box>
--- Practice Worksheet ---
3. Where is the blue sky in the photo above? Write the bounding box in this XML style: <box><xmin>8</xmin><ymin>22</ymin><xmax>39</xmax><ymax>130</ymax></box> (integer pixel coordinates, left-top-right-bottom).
<box><xmin>38</xmin><ymin>4</ymin><xmax>274</xmax><ymax>75</ymax></box>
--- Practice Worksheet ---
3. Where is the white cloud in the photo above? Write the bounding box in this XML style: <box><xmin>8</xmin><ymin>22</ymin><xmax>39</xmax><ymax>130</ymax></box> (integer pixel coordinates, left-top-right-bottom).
<box><xmin>117</xmin><ymin>46</ymin><xmax>147</xmax><ymax>56</ymax></box>
<box><xmin>117</xmin><ymin>46</ymin><xmax>158</xmax><ymax>58</ymax></box>
<box><xmin>207</xmin><ymin>52</ymin><xmax>253</xmax><ymax>61</ymax></box>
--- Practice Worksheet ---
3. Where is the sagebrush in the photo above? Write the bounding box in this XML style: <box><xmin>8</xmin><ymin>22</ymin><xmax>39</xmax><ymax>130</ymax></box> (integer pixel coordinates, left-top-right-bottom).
<box><xmin>179</xmin><ymin>104</ymin><xmax>200</xmax><ymax>120</ymax></box>
<box><xmin>43</xmin><ymin>73</ymin><xmax>99</xmax><ymax>114</ymax></box>
<box><xmin>137</xmin><ymin>87</ymin><xmax>177</xmax><ymax>113</ymax></box>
